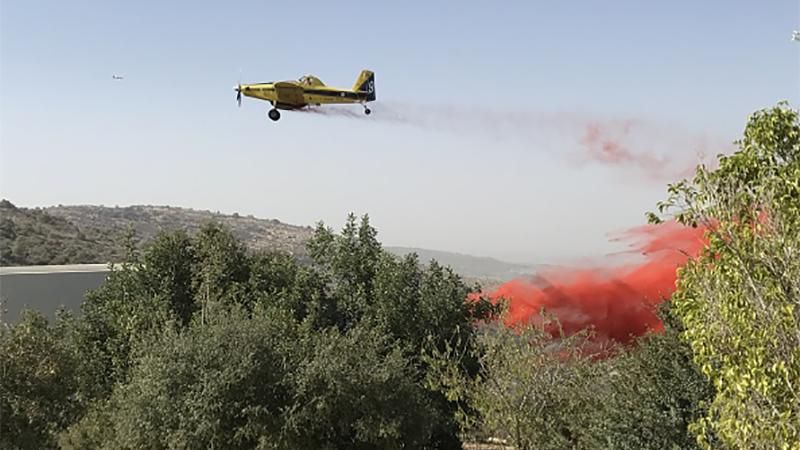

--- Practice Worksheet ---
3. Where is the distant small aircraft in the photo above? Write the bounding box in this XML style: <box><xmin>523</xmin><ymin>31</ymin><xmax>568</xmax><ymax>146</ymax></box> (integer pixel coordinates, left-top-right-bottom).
<box><xmin>234</xmin><ymin>70</ymin><xmax>376</xmax><ymax>121</ymax></box>
<box><xmin>793</xmin><ymin>30</ymin><xmax>800</xmax><ymax>42</ymax></box>
<box><xmin>112</xmin><ymin>75</ymin><xmax>124</xmax><ymax>80</ymax></box>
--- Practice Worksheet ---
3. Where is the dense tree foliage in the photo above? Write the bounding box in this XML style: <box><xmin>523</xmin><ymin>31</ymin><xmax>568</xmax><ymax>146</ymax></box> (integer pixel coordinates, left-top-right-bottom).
<box><xmin>0</xmin><ymin>311</ymin><xmax>81</xmax><ymax>449</ymax></box>
<box><xmin>573</xmin><ymin>304</ymin><xmax>713</xmax><ymax>450</ymax></box>
<box><xmin>426</xmin><ymin>304</ymin><xmax>712</xmax><ymax>450</ymax></box>
<box><xmin>3</xmin><ymin>216</ymin><xmax>496</xmax><ymax>449</ymax></box>
<box><xmin>650</xmin><ymin>102</ymin><xmax>800</xmax><ymax>449</ymax></box>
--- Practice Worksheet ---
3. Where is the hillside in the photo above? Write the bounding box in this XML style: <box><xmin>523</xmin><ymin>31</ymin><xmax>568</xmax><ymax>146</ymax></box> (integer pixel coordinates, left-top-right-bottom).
<box><xmin>0</xmin><ymin>200</ymin><xmax>125</xmax><ymax>265</ymax></box>
<box><xmin>45</xmin><ymin>204</ymin><xmax>314</xmax><ymax>260</ymax></box>
<box><xmin>1</xmin><ymin>201</ymin><xmax>536</xmax><ymax>284</ymax></box>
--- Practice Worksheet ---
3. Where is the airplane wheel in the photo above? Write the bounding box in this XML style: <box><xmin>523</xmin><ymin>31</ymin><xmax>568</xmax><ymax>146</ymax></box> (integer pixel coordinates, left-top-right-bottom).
<box><xmin>268</xmin><ymin>109</ymin><xmax>281</xmax><ymax>121</ymax></box>
<box><xmin>364</xmin><ymin>108</ymin><xmax>371</xmax><ymax>115</ymax></box>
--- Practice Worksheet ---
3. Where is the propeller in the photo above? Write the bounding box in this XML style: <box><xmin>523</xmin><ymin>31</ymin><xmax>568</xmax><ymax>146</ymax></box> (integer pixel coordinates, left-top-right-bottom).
<box><xmin>235</xmin><ymin>68</ymin><xmax>243</xmax><ymax>107</ymax></box>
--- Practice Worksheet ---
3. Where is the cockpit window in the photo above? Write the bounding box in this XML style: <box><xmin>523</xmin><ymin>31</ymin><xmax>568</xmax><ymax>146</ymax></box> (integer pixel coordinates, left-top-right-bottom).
<box><xmin>298</xmin><ymin>75</ymin><xmax>323</xmax><ymax>86</ymax></box>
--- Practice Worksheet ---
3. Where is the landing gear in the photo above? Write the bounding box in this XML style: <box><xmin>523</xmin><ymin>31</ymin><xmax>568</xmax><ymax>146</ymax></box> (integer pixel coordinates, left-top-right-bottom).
<box><xmin>268</xmin><ymin>109</ymin><xmax>281</xmax><ymax>121</ymax></box>
<box><xmin>363</xmin><ymin>106</ymin><xmax>371</xmax><ymax>116</ymax></box>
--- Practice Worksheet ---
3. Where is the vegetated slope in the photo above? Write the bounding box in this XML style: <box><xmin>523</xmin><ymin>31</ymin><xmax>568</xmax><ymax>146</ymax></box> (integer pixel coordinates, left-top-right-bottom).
<box><xmin>0</xmin><ymin>200</ymin><xmax>124</xmax><ymax>266</ymax></box>
<box><xmin>45</xmin><ymin>204</ymin><xmax>315</xmax><ymax>261</ymax></box>
<box><xmin>5</xmin><ymin>201</ymin><xmax>539</xmax><ymax>284</ymax></box>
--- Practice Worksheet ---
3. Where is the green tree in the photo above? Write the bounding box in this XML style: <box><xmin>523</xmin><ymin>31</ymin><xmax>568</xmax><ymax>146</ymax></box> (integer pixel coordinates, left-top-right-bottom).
<box><xmin>649</xmin><ymin>102</ymin><xmax>800</xmax><ymax>449</ymax></box>
<box><xmin>0</xmin><ymin>311</ymin><xmax>81</xmax><ymax>449</ymax></box>
<box><xmin>307</xmin><ymin>214</ymin><xmax>497</xmax><ymax>447</ymax></box>
<box><xmin>246</xmin><ymin>250</ymin><xmax>337</xmax><ymax>328</ymax></box>
<box><xmin>70</xmin><ymin>230</ymin><xmax>182</xmax><ymax>403</ymax></box>
<box><xmin>306</xmin><ymin>213</ymin><xmax>381</xmax><ymax>329</ymax></box>
<box><xmin>139</xmin><ymin>230</ymin><xmax>197</xmax><ymax>325</ymax></box>
<box><xmin>59</xmin><ymin>305</ymin><xmax>298</xmax><ymax>450</ymax></box>
<box><xmin>283</xmin><ymin>324</ymin><xmax>439</xmax><ymax>450</ymax></box>
<box><xmin>191</xmin><ymin>222</ymin><xmax>252</xmax><ymax>321</ymax></box>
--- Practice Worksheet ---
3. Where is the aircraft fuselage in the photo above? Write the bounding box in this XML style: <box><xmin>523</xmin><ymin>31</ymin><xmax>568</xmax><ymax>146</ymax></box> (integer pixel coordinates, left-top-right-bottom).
<box><xmin>239</xmin><ymin>83</ymin><xmax>373</xmax><ymax>110</ymax></box>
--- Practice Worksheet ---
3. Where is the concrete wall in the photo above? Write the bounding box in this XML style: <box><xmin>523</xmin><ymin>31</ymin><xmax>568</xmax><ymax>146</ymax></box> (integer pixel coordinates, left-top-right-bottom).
<box><xmin>0</xmin><ymin>265</ymin><xmax>110</xmax><ymax>323</ymax></box>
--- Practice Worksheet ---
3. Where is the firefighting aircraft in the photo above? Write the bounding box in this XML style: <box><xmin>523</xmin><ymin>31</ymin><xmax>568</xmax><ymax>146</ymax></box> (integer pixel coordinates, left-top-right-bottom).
<box><xmin>234</xmin><ymin>69</ymin><xmax>375</xmax><ymax>121</ymax></box>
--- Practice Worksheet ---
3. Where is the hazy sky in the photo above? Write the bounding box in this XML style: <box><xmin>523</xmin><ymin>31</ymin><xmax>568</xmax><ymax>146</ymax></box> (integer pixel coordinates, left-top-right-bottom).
<box><xmin>2</xmin><ymin>1</ymin><xmax>799</xmax><ymax>264</ymax></box>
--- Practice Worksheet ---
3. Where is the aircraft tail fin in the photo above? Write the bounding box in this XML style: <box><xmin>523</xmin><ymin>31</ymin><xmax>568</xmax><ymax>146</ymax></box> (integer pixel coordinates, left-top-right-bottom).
<box><xmin>353</xmin><ymin>70</ymin><xmax>376</xmax><ymax>101</ymax></box>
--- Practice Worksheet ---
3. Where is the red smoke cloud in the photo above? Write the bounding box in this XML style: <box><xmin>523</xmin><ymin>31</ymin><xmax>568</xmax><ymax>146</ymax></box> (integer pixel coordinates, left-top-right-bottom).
<box><xmin>576</xmin><ymin>120</ymin><xmax>725</xmax><ymax>182</ymax></box>
<box><xmin>580</xmin><ymin>121</ymin><xmax>670</xmax><ymax>178</ymax></box>
<box><xmin>483</xmin><ymin>222</ymin><xmax>707</xmax><ymax>344</ymax></box>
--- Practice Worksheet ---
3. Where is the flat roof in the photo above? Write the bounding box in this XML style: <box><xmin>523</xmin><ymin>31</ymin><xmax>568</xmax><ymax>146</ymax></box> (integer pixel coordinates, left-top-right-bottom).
<box><xmin>0</xmin><ymin>264</ymin><xmax>114</xmax><ymax>275</ymax></box>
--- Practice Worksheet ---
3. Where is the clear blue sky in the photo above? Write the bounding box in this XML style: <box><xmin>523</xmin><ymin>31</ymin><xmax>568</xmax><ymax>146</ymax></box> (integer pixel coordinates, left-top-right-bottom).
<box><xmin>1</xmin><ymin>0</ymin><xmax>798</xmax><ymax>263</ymax></box>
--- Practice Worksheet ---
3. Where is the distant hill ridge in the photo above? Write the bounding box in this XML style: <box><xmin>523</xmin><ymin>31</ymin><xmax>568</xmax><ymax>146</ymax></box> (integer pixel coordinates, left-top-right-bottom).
<box><xmin>384</xmin><ymin>246</ymin><xmax>539</xmax><ymax>281</ymax></box>
<box><xmin>1</xmin><ymin>200</ymin><xmax>538</xmax><ymax>283</ymax></box>
<box><xmin>45</xmin><ymin>203</ymin><xmax>314</xmax><ymax>258</ymax></box>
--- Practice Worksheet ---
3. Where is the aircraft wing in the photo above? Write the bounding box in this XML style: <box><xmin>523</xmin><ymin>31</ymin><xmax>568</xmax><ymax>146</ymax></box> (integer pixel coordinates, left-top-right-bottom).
<box><xmin>274</xmin><ymin>82</ymin><xmax>305</xmax><ymax>105</ymax></box>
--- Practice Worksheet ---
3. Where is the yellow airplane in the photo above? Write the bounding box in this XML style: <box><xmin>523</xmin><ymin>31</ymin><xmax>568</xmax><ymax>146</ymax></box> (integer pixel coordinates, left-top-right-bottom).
<box><xmin>234</xmin><ymin>70</ymin><xmax>376</xmax><ymax>121</ymax></box>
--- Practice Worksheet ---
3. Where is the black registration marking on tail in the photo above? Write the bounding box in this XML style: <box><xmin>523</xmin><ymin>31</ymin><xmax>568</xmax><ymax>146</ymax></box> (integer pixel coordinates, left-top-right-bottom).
<box><xmin>358</xmin><ymin>74</ymin><xmax>376</xmax><ymax>101</ymax></box>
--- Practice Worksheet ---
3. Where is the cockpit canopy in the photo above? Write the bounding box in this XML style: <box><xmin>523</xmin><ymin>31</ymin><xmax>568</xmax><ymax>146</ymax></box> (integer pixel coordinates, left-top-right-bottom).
<box><xmin>298</xmin><ymin>75</ymin><xmax>325</xmax><ymax>86</ymax></box>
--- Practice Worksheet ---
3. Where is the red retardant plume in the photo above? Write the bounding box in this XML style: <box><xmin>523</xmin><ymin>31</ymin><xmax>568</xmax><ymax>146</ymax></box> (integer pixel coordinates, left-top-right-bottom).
<box><xmin>481</xmin><ymin>222</ymin><xmax>707</xmax><ymax>344</ymax></box>
<box><xmin>580</xmin><ymin>121</ymin><xmax>668</xmax><ymax>177</ymax></box>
